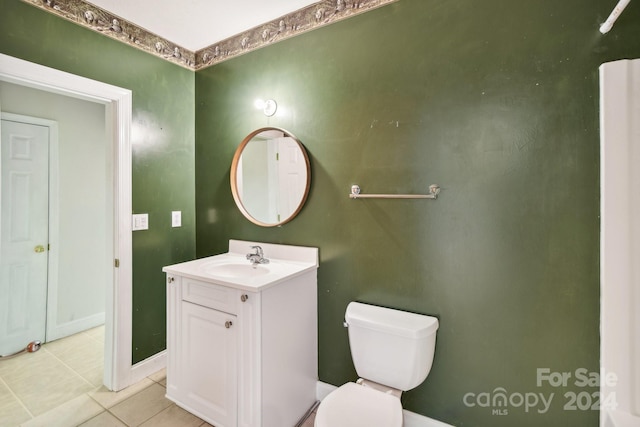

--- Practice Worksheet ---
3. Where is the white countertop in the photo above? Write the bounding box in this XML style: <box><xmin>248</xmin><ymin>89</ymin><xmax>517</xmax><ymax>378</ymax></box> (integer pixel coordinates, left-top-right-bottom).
<box><xmin>162</xmin><ymin>240</ymin><xmax>319</xmax><ymax>292</ymax></box>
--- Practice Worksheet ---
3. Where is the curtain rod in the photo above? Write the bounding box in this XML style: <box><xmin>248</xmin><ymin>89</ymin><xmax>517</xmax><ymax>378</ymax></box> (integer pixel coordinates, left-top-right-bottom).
<box><xmin>600</xmin><ymin>0</ymin><xmax>631</xmax><ymax>34</ymax></box>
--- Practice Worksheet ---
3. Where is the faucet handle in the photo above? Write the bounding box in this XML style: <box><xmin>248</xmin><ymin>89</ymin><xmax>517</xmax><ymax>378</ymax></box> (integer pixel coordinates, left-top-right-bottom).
<box><xmin>250</xmin><ymin>245</ymin><xmax>263</xmax><ymax>256</ymax></box>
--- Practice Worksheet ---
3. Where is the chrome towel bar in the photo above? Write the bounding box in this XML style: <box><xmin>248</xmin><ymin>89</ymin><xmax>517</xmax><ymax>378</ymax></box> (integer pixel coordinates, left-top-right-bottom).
<box><xmin>349</xmin><ymin>184</ymin><xmax>440</xmax><ymax>200</ymax></box>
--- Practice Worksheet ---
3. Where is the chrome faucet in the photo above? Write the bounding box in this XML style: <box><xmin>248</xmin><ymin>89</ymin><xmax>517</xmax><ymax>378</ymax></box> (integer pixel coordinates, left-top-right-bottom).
<box><xmin>246</xmin><ymin>245</ymin><xmax>269</xmax><ymax>266</ymax></box>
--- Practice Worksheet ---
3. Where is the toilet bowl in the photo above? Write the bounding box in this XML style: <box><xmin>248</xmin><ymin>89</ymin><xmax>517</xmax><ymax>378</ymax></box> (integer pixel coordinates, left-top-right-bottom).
<box><xmin>314</xmin><ymin>302</ymin><xmax>438</xmax><ymax>427</ymax></box>
<box><xmin>314</xmin><ymin>382</ymin><xmax>403</xmax><ymax>427</ymax></box>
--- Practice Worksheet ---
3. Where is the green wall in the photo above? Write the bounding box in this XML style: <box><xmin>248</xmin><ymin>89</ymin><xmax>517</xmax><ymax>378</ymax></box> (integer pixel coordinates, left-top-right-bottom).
<box><xmin>3</xmin><ymin>0</ymin><xmax>640</xmax><ymax>424</ymax></box>
<box><xmin>195</xmin><ymin>0</ymin><xmax>640</xmax><ymax>426</ymax></box>
<box><xmin>0</xmin><ymin>0</ymin><xmax>196</xmax><ymax>363</ymax></box>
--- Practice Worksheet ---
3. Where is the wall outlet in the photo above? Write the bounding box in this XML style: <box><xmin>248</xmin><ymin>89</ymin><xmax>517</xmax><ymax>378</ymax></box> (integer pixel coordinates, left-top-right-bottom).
<box><xmin>172</xmin><ymin>211</ymin><xmax>181</xmax><ymax>227</ymax></box>
<box><xmin>132</xmin><ymin>213</ymin><xmax>149</xmax><ymax>231</ymax></box>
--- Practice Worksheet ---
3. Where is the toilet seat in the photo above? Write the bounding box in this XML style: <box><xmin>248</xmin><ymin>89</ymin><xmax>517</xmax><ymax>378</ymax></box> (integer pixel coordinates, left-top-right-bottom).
<box><xmin>314</xmin><ymin>382</ymin><xmax>403</xmax><ymax>427</ymax></box>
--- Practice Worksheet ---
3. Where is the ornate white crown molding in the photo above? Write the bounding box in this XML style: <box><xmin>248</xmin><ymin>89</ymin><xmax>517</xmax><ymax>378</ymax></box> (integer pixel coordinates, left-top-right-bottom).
<box><xmin>20</xmin><ymin>0</ymin><xmax>399</xmax><ymax>71</ymax></box>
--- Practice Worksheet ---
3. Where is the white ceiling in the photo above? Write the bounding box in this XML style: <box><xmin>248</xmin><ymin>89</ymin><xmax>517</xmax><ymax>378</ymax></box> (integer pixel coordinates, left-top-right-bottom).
<box><xmin>88</xmin><ymin>0</ymin><xmax>320</xmax><ymax>51</ymax></box>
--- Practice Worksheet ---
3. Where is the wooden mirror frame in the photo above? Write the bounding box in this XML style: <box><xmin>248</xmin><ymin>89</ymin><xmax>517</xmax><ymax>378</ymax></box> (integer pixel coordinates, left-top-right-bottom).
<box><xmin>230</xmin><ymin>127</ymin><xmax>310</xmax><ymax>227</ymax></box>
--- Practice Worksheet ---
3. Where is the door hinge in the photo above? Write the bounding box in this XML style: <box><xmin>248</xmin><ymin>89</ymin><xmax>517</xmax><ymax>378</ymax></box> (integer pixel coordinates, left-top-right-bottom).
<box><xmin>114</xmin><ymin>258</ymin><xmax>120</xmax><ymax>268</ymax></box>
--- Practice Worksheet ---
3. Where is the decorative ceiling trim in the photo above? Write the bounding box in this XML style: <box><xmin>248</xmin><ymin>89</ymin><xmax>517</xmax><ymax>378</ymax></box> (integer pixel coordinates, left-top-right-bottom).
<box><xmin>20</xmin><ymin>0</ymin><xmax>400</xmax><ymax>71</ymax></box>
<box><xmin>196</xmin><ymin>0</ymin><xmax>399</xmax><ymax>70</ymax></box>
<box><xmin>20</xmin><ymin>0</ymin><xmax>196</xmax><ymax>69</ymax></box>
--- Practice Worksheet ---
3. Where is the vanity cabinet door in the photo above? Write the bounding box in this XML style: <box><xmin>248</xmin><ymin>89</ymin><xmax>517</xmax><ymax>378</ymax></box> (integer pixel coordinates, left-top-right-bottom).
<box><xmin>179</xmin><ymin>300</ymin><xmax>238</xmax><ymax>427</ymax></box>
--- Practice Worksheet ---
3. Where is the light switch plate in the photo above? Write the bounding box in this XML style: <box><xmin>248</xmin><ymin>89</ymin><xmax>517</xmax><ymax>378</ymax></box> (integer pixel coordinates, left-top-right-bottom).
<box><xmin>172</xmin><ymin>211</ymin><xmax>181</xmax><ymax>227</ymax></box>
<box><xmin>132</xmin><ymin>214</ymin><xmax>149</xmax><ymax>231</ymax></box>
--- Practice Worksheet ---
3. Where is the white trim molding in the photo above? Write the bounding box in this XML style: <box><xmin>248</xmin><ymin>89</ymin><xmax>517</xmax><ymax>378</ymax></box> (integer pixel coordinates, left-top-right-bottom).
<box><xmin>131</xmin><ymin>350</ymin><xmax>167</xmax><ymax>385</ymax></box>
<box><xmin>600</xmin><ymin>58</ymin><xmax>640</xmax><ymax>426</ymax></box>
<box><xmin>0</xmin><ymin>53</ymin><xmax>133</xmax><ymax>392</ymax></box>
<box><xmin>46</xmin><ymin>313</ymin><xmax>106</xmax><ymax>342</ymax></box>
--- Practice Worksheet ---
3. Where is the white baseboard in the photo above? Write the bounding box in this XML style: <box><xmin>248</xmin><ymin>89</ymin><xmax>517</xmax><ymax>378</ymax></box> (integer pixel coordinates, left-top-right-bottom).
<box><xmin>316</xmin><ymin>381</ymin><xmax>454</xmax><ymax>427</ymax></box>
<box><xmin>47</xmin><ymin>312</ymin><xmax>105</xmax><ymax>342</ymax></box>
<box><xmin>130</xmin><ymin>350</ymin><xmax>167</xmax><ymax>385</ymax></box>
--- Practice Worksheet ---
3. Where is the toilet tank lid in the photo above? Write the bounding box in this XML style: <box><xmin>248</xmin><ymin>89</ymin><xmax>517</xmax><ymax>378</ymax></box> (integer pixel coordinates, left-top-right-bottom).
<box><xmin>345</xmin><ymin>302</ymin><xmax>439</xmax><ymax>339</ymax></box>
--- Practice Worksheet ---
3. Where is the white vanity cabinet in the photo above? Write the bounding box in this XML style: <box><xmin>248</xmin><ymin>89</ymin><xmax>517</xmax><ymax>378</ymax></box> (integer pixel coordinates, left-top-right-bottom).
<box><xmin>163</xmin><ymin>240</ymin><xmax>318</xmax><ymax>427</ymax></box>
<box><xmin>167</xmin><ymin>276</ymin><xmax>240</xmax><ymax>427</ymax></box>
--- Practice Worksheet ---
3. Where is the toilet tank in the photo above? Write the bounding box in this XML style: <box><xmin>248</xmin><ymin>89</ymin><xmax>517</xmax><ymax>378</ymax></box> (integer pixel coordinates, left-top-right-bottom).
<box><xmin>345</xmin><ymin>302</ymin><xmax>439</xmax><ymax>391</ymax></box>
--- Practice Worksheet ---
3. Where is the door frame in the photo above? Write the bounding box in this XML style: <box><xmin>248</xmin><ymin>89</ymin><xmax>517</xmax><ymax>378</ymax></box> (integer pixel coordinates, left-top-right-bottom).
<box><xmin>0</xmin><ymin>112</ymin><xmax>60</xmax><ymax>348</ymax></box>
<box><xmin>600</xmin><ymin>58</ymin><xmax>640</xmax><ymax>424</ymax></box>
<box><xmin>0</xmin><ymin>53</ymin><xmax>133</xmax><ymax>391</ymax></box>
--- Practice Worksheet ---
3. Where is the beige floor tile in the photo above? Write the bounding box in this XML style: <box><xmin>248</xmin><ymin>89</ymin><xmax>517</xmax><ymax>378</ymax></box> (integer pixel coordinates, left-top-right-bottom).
<box><xmin>0</xmin><ymin>327</ymin><xmax>109</xmax><ymax>426</ymax></box>
<box><xmin>21</xmin><ymin>394</ymin><xmax>103</xmax><ymax>427</ymax></box>
<box><xmin>139</xmin><ymin>404</ymin><xmax>204</xmax><ymax>427</ymax></box>
<box><xmin>147</xmin><ymin>368</ymin><xmax>166</xmax><ymax>384</ymax></box>
<box><xmin>0</xmin><ymin>403</ymin><xmax>32</xmax><ymax>427</ymax></box>
<box><xmin>18</xmin><ymin>375</ymin><xmax>93</xmax><ymax>416</ymax></box>
<box><xmin>89</xmin><ymin>378</ymin><xmax>154</xmax><ymax>409</ymax></box>
<box><xmin>43</xmin><ymin>332</ymin><xmax>90</xmax><ymax>355</ymax></box>
<box><xmin>109</xmin><ymin>383</ymin><xmax>173</xmax><ymax>426</ymax></box>
<box><xmin>57</xmin><ymin>344</ymin><xmax>103</xmax><ymax>374</ymax></box>
<box><xmin>0</xmin><ymin>350</ymin><xmax>94</xmax><ymax>416</ymax></box>
<box><xmin>0</xmin><ymin>379</ymin><xmax>32</xmax><ymax>427</ymax></box>
<box><xmin>83</xmin><ymin>326</ymin><xmax>105</xmax><ymax>343</ymax></box>
<box><xmin>78</xmin><ymin>410</ymin><xmax>127</xmax><ymax>427</ymax></box>
<box><xmin>0</xmin><ymin>350</ymin><xmax>40</xmax><ymax>377</ymax></box>
<box><xmin>44</xmin><ymin>333</ymin><xmax>104</xmax><ymax>379</ymax></box>
<box><xmin>78</xmin><ymin>365</ymin><xmax>105</xmax><ymax>388</ymax></box>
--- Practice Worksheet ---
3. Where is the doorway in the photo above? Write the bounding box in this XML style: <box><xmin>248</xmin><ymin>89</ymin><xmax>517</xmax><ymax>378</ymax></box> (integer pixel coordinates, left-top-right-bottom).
<box><xmin>1</xmin><ymin>99</ymin><xmax>110</xmax><ymax>361</ymax></box>
<box><xmin>0</xmin><ymin>53</ymin><xmax>134</xmax><ymax>391</ymax></box>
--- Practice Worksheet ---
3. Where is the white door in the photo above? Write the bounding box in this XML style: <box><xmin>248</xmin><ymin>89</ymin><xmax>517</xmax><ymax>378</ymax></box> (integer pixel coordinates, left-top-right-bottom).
<box><xmin>0</xmin><ymin>118</ymin><xmax>50</xmax><ymax>356</ymax></box>
<box><xmin>276</xmin><ymin>136</ymin><xmax>308</xmax><ymax>221</ymax></box>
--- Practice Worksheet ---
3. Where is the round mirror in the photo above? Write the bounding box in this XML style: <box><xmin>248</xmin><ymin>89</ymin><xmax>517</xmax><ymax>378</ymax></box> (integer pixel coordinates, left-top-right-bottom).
<box><xmin>230</xmin><ymin>127</ymin><xmax>310</xmax><ymax>227</ymax></box>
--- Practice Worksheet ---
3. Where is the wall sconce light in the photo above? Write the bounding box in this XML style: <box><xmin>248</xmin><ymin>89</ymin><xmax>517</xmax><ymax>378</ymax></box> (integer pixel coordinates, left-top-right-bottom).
<box><xmin>254</xmin><ymin>99</ymin><xmax>278</xmax><ymax>117</ymax></box>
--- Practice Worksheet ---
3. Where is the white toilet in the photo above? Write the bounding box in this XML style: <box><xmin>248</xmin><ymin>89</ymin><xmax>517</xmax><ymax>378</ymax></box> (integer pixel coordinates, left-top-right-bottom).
<box><xmin>314</xmin><ymin>302</ymin><xmax>439</xmax><ymax>427</ymax></box>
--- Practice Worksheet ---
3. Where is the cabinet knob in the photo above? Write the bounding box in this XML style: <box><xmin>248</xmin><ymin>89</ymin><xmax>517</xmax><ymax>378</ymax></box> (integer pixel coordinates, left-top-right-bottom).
<box><xmin>241</xmin><ymin>294</ymin><xmax>248</xmax><ymax>302</ymax></box>
<box><xmin>167</xmin><ymin>277</ymin><xmax>174</xmax><ymax>283</ymax></box>
<box><xmin>225</xmin><ymin>321</ymin><xmax>233</xmax><ymax>329</ymax></box>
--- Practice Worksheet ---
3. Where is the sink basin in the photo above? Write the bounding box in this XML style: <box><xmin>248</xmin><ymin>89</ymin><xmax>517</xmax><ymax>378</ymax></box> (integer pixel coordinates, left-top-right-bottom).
<box><xmin>203</xmin><ymin>262</ymin><xmax>270</xmax><ymax>278</ymax></box>
<box><xmin>163</xmin><ymin>240</ymin><xmax>319</xmax><ymax>291</ymax></box>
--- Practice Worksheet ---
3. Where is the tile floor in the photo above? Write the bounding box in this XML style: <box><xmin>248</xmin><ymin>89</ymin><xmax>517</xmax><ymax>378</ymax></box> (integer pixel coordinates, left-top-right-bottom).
<box><xmin>0</xmin><ymin>326</ymin><xmax>209</xmax><ymax>427</ymax></box>
<box><xmin>0</xmin><ymin>326</ymin><xmax>317</xmax><ymax>427</ymax></box>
